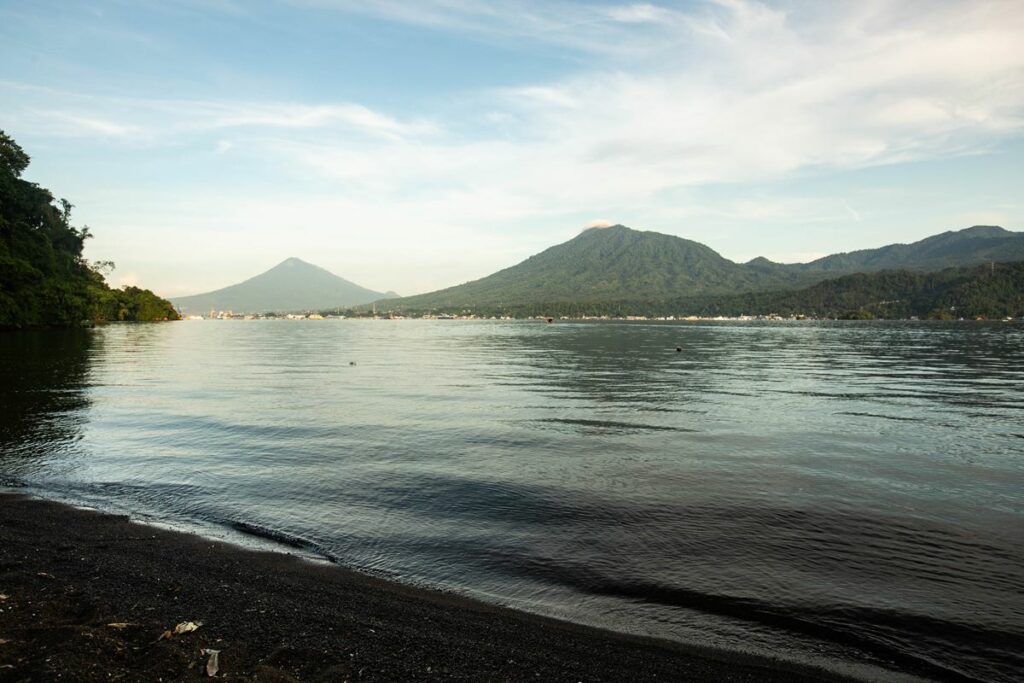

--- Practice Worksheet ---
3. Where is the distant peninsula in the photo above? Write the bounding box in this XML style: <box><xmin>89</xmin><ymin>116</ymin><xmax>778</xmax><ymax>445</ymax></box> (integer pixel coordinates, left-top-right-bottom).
<box><xmin>0</xmin><ymin>131</ymin><xmax>178</xmax><ymax>328</ymax></box>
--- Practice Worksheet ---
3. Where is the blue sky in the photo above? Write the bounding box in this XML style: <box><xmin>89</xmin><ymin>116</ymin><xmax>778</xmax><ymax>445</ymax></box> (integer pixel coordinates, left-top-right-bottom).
<box><xmin>2</xmin><ymin>0</ymin><xmax>1022</xmax><ymax>297</ymax></box>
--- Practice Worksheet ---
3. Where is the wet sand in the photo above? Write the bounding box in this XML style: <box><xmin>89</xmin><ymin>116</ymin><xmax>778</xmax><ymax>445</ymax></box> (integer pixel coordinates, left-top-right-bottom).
<box><xmin>0</xmin><ymin>493</ymin><xmax>850</xmax><ymax>681</ymax></box>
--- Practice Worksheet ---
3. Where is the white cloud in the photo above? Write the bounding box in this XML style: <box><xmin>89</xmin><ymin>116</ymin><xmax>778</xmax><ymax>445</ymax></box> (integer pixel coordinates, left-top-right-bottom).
<box><xmin>35</xmin><ymin>111</ymin><xmax>143</xmax><ymax>138</ymax></box>
<box><xmin>843</xmin><ymin>201</ymin><xmax>862</xmax><ymax>223</ymax></box>
<box><xmin>1</xmin><ymin>83</ymin><xmax>439</xmax><ymax>143</ymax></box>
<box><xmin>604</xmin><ymin>4</ymin><xmax>675</xmax><ymax>25</ymax></box>
<box><xmin>201</xmin><ymin>102</ymin><xmax>439</xmax><ymax>138</ymax></box>
<box><xmin>286</xmin><ymin>0</ymin><xmax>693</xmax><ymax>56</ymax></box>
<box><xmin>12</xmin><ymin>1</ymin><xmax>1021</xmax><ymax>193</ymax></box>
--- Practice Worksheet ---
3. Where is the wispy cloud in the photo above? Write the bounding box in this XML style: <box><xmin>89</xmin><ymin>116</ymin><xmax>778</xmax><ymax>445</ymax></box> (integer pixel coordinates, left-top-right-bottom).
<box><xmin>199</xmin><ymin>102</ymin><xmax>439</xmax><ymax>138</ymax></box>
<box><xmin>10</xmin><ymin>1</ymin><xmax>1020</xmax><ymax>190</ymax></box>
<box><xmin>286</xmin><ymin>0</ymin><xmax>699</xmax><ymax>57</ymax></box>
<box><xmin>604</xmin><ymin>4</ymin><xmax>676</xmax><ymax>25</ymax></box>
<box><xmin>35</xmin><ymin>111</ymin><xmax>144</xmax><ymax>138</ymax></box>
<box><xmin>2</xmin><ymin>82</ymin><xmax>439</xmax><ymax>142</ymax></box>
<box><xmin>267</xmin><ymin>0</ymin><xmax>1023</xmax><ymax>214</ymax></box>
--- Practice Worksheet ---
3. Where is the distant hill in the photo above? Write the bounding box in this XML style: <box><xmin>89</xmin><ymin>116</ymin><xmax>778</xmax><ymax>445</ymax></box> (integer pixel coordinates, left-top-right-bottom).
<box><xmin>172</xmin><ymin>258</ymin><xmax>395</xmax><ymax>314</ymax></box>
<box><xmin>670</xmin><ymin>261</ymin><xmax>1024</xmax><ymax>320</ymax></box>
<box><xmin>383</xmin><ymin>224</ymin><xmax>1023</xmax><ymax>312</ymax></box>
<box><xmin>754</xmin><ymin>225</ymin><xmax>1024</xmax><ymax>273</ymax></box>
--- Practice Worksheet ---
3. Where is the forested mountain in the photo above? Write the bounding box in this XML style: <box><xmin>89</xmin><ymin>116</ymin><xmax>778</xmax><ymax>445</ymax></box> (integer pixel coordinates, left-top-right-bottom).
<box><xmin>369</xmin><ymin>262</ymin><xmax>1024</xmax><ymax>320</ymax></box>
<box><xmin>667</xmin><ymin>261</ymin><xmax>1024</xmax><ymax>319</ymax></box>
<box><xmin>172</xmin><ymin>257</ymin><xmax>396</xmax><ymax>314</ymax></box>
<box><xmin>755</xmin><ymin>225</ymin><xmax>1024</xmax><ymax>273</ymax></box>
<box><xmin>0</xmin><ymin>131</ymin><xmax>178</xmax><ymax>328</ymax></box>
<box><xmin>383</xmin><ymin>224</ymin><xmax>1023</xmax><ymax>312</ymax></box>
<box><xmin>388</xmin><ymin>225</ymin><xmax>810</xmax><ymax>309</ymax></box>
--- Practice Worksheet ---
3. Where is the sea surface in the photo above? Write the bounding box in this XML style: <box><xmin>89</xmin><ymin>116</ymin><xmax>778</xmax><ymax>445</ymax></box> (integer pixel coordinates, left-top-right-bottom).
<box><xmin>1</xmin><ymin>320</ymin><xmax>1022</xmax><ymax>681</ymax></box>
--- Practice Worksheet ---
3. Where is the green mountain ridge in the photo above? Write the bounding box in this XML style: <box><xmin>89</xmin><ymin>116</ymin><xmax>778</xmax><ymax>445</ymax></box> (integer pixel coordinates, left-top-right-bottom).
<box><xmin>387</xmin><ymin>225</ymin><xmax>805</xmax><ymax>309</ymax></box>
<box><xmin>365</xmin><ymin>262</ymin><xmax>1024</xmax><ymax>320</ymax></box>
<box><xmin>172</xmin><ymin>257</ymin><xmax>396</xmax><ymax>314</ymax></box>
<box><xmin>785</xmin><ymin>225</ymin><xmax>1024</xmax><ymax>273</ymax></box>
<box><xmin>663</xmin><ymin>261</ymin><xmax>1024</xmax><ymax>319</ymax></box>
<box><xmin>383</xmin><ymin>224</ymin><xmax>1024</xmax><ymax>311</ymax></box>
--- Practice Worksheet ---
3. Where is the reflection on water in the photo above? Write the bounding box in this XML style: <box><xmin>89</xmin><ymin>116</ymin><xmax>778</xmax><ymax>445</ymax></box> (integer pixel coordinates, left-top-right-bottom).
<box><xmin>0</xmin><ymin>329</ymin><xmax>95</xmax><ymax>482</ymax></box>
<box><xmin>1</xmin><ymin>320</ymin><xmax>1022</xmax><ymax>682</ymax></box>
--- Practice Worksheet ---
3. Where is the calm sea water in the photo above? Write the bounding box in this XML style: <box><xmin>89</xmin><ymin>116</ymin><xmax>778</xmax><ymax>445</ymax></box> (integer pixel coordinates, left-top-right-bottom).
<box><xmin>1</xmin><ymin>320</ymin><xmax>1022</xmax><ymax>681</ymax></box>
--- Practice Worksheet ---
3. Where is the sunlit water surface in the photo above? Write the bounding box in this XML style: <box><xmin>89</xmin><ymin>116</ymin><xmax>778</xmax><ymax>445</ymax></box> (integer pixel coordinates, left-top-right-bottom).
<box><xmin>1</xmin><ymin>320</ymin><xmax>1022</xmax><ymax>682</ymax></box>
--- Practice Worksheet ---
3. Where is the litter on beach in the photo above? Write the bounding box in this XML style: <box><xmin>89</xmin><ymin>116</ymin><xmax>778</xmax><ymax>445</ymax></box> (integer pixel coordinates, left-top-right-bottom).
<box><xmin>202</xmin><ymin>649</ymin><xmax>220</xmax><ymax>677</ymax></box>
<box><xmin>174</xmin><ymin>621</ymin><xmax>202</xmax><ymax>635</ymax></box>
<box><xmin>158</xmin><ymin>621</ymin><xmax>203</xmax><ymax>640</ymax></box>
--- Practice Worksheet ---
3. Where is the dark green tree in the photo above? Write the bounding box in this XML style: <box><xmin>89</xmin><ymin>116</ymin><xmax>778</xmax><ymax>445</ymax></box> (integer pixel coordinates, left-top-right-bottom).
<box><xmin>0</xmin><ymin>130</ymin><xmax>179</xmax><ymax>327</ymax></box>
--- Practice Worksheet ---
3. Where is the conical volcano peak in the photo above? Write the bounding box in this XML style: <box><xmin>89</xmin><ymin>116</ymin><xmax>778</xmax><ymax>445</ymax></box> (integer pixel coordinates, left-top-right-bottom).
<box><xmin>172</xmin><ymin>258</ymin><xmax>392</xmax><ymax>313</ymax></box>
<box><xmin>274</xmin><ymin>257</ymin><xmax>315</xmax><ymax>268</ymax></box>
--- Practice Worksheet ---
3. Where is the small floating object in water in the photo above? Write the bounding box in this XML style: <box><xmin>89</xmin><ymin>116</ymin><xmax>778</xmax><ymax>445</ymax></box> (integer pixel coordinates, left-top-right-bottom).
<box><xmin>349</xmin><ymin>361</ymin><xmax>356</xmax><ymax>366</ymax></box>
<box><xmin>546</xmin><ymin>317</ymin><xmax>554</xmax><ymax>323</ymax></box>
<box><xmin>676</xmin><ymin>346</ymin><xmax>682</xmax><ymax>352</ymax></box>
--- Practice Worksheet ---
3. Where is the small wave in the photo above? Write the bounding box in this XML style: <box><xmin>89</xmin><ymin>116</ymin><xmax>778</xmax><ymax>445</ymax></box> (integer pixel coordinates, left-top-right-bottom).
<box><xmin>534</xmin><ymin>418</ymin><xmax>696</xmax><ymax>433</ymax></box>
<box><xmin>835</xmin><ymin>411</ymin><xmax>925</xmax><ymax>422</ymax></box>
<box><xmin>588</xmin><ymin>579</ymin><xmax>1022</xmax><ymax>683</ymax></box>
<box><xmin>228</xmin><ymin>521</ymin><xmax>317</xmax><ymax>551</ymax></box>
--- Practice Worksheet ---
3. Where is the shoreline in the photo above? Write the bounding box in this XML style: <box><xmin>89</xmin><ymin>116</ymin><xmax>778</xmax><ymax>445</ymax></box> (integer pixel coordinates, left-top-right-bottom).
<box><xmin>0</xmin><ymin>492</ymin><xmax>862</xmax><ymax>682</ymax></box>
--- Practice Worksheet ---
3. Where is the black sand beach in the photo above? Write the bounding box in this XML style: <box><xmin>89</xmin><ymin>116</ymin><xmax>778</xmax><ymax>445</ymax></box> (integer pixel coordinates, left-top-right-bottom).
<box><xmin>0</xmin><ymin>493</ymin><xmax>850</xmax><ymax>682</ymax></box>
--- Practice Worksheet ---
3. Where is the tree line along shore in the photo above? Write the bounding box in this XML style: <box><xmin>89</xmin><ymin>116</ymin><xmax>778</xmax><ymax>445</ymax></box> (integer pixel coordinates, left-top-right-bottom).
<box><xmin>0</xmin><ymin>131</ymin><xmax>178</xmax><ymax>329</ymax></box>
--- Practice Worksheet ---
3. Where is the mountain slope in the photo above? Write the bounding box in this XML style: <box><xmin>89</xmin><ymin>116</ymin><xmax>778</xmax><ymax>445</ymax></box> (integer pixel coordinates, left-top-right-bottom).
<box><xmin>755</xmin><ymin>226</ymin><xmax>1024</xmax><ymax>273</ymax></box>
<box><xmin>668</xmin><ymin>261</ymin><xmax>1024</xmax><ymax>319</ymax></box>
<box><xmin>389</xmin><ymin>225</ymin><xmax>806</xmax><ymax>309</ymax></box>
<box><xmin>172</xmin><ymin>258</ymin><xmax>392</xmax><ymax>314</ymax></box>
<box><xmin>385</xmin><ymin>224</ymin><xmax>1023</xmax><ymax>311</ymax></box>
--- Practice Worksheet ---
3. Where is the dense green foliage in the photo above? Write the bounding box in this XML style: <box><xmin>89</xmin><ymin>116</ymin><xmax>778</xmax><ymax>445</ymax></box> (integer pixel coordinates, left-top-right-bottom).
<box><xmin>384</xmin><ymin>224</ymin><xmax>1024</xmax><ymax>313</ymax></box>
<box><xmin>0</xmin><ymin>131</ymin><xmax>178</xmax><ymax>328</ymax></box>
<box><xmin>360</xmin><ymin>261</ymin><xmax>1024</xmax><ymax>320</ymax></box>
<box><xmin>91</xmin><ymin>286</ymin><xmax>182</xmax><ymax>322</ymax></box>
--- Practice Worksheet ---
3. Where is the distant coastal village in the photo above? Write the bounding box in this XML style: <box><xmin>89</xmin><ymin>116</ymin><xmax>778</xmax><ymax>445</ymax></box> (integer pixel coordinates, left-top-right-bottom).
<box><xmin>188</xmin><ymin>310</ymin><xmax>1016</xmax><ymax>322</ymax></box>
<box><xmin>187</xmin><ymin>311</ymin><xmax>791</xmax><ymax>321</ymax></box>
